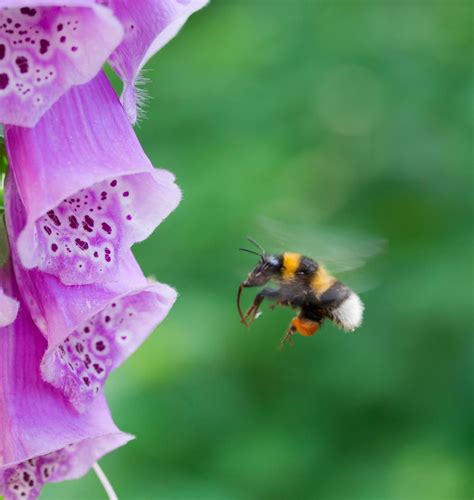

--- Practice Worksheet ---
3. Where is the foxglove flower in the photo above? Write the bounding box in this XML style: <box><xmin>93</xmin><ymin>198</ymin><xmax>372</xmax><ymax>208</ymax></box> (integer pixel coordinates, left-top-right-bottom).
<box><xmin>6</xmin><ymin>172</ymin><xmax>177</xmax><ymax>412</ymax></box>
<box><xmin>106</xmin><ymin>0</ymin><xmax>208</xmax><ymax>122</ymax></box>
<box><xmin>4</xmin><ymin>70</ymin><xmax>180</xmax><ymax>286</ymax></box>
<box><xmin>0</xmin><ymin>260</ymin><xmax>133</xmax><ymax>500</ymax></box>
<box><xmin>0</xmin><ymin>1</ymin><xmax>123</xmax><ymax>127</ymax></box>
<box><xmin>0</xmin><ymin>0</ymin><xmax>207</xmax><ymax>126</ymax></box>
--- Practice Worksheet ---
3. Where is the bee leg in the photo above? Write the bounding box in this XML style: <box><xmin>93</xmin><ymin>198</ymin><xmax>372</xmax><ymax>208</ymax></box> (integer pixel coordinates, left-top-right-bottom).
<box><xmin>269</xmin><ymin>299</ymin><xmax>289</xmax><ymax>310</ymax></box>
<box><xmin>279</xmin><ymin>324</ymin><xmax>297</xmax><ymax>350</ymax></box>
<box><xmin>241</xmin><ymin>294</ymin><xmax>265</xmax><ymax>327</ymax></box>
<box><xmin>242</xmin><ymin>288</ymin><xmax>283</xmax><ymax>327</ymax></box>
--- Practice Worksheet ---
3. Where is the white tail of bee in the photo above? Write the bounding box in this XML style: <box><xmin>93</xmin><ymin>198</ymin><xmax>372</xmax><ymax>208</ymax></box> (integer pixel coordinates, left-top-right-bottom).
<box><xmin>332</xmin><ymin>292</ymin><xmax>364</xmax><ymax>332</ymax></box>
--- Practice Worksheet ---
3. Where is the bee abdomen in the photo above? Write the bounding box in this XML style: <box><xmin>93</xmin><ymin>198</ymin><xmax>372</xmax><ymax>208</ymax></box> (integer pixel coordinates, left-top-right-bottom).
<box><xmin>330</xmin><ymin>291</ymin><xmax>364</xmax><ymax>332</ymax></box>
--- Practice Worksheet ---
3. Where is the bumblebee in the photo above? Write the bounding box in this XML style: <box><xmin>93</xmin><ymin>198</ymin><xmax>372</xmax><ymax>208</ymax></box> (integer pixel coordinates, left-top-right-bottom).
<box><xmin>237</xmin><ymin>238</ymin><xmax>364</xmax><ymax>348</ymax></box>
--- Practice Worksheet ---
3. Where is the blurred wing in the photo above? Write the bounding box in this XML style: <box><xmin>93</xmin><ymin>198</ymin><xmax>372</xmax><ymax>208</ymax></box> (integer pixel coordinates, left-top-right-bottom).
<box><xmin>257</xmin><ymin>217</ymin><xmax>386</xmax><ymax>290</ymax></box>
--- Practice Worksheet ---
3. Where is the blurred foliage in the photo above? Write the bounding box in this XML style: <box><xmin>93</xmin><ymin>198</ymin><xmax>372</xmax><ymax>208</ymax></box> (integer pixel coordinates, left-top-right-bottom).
<box><xmin>47</xmin><ymin>1</ymin><xmax>472</xmax><ymax>499</ymax></box>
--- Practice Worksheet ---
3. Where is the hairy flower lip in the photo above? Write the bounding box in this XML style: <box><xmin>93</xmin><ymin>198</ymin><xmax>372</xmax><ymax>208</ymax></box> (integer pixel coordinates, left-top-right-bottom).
<box><xmin>40</xmin><ymin>279</ymin><xmax>178</xmax><ymax>413</ymax></box>
<box><xmin>0</xmin><ymin>1</ymin><xmax>124</xmax><ymax>127</ymax></box>
<box><xmin>107</xmin><ymin>0</ymin><xmax>209</xmax><ymax>123</ymax></box>
<box><xmin>5</xmin><ymin>70</ymin><xmax>181</xmax><ymax>286</ymax></box>
<box><xmin>0</xmin><ymin>431</ymin><xmax>132</xmax><ymax>473</ymax></box>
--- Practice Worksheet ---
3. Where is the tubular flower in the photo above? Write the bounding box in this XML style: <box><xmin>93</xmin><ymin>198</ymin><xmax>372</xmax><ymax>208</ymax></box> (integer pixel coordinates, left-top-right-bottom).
<box><xmin>105</xmin><ymin>0</ymin><xmax>208</xmax><ymax>122</ymax></box>
<box><xmin>0</xmin><ymin>1</ymin><xmax>123</xmax><ymax>127</ymax></box>
<box><xmin>4</xmin><ymin>70</ymin><xmax>181</xmax><ymax>286</ymax></box>
<box><xmin>6</xmin><ymin>172</ymin><xmax>178</xmax><ymax>412</ymax></box>
<box><xmin>0</xmin><ymin>261</ymin><xmax>133</xmax><ymax>500</ymax></box>
<box><xmin>0</xmin><ymin>0</ymin><xmax>207</xmax><ymax>126</ymax></box>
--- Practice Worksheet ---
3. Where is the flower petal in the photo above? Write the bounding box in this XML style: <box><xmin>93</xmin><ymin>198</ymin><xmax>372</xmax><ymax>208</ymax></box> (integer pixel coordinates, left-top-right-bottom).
<box><xmin>0</xmin><ymin>261</ymin><xmax>133</xmax><ymax>499</ymax></box>
<box><xmin>0</xmin><ymin>1</ymin><xmax>123</xmax><ymax>127</ymax></box>
<box><xmin>0</xmin><ymin>287</ymin><xmax>18</xmax><ymax>326</ymax></box>
<box><xmin>107</xmin><ymin>0</ymin><xmax>208</xmax><ymax>122</ymax></box>
<box><xmin>4</xmin><ymin>69</ymin><xmax>181</xmax><ymax>286</ymax></box>
<box><xmin>5</xmin><ymin>172</ymin><xmax>178</xmax><ymax>412</ymax></box>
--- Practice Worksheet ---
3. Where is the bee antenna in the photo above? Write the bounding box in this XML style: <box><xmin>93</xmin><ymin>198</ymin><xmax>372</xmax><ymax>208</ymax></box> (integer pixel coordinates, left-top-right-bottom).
<box><xmin>246</xmin><ymin>237</ymin><xmax>266</xmax><ymax>255</ymax></box>
<box><xmin>239</xmin><ymin>248</ymin><xmax>262</xmax><ymax>258</ymax></box>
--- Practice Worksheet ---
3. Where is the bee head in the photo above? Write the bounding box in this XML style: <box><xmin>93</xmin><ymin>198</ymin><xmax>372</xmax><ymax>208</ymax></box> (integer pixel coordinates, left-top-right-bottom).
<box><xmin>239</xmin><ymin>238</ymin><xmax>281</xmax><ymax>287</ymax></box>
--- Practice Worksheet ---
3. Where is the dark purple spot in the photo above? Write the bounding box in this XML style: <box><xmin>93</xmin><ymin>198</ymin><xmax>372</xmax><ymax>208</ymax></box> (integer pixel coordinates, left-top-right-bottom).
<box><xmin>0</xmin><ymin>44</ymin><xmax>5</xmax><ymax>60</ymax></box>
<box><xmin>57</xmin><ymin>23</ymin><xmax>63</xmax><ymax>32</ymax></box>
<box><xmin>101</xmin><ymin>222</ymin><xmax>112</xmax><ymax>234</ymax></box>
<box><xmin>23</xmin><ymin>472</ymin><xmax>30</xmax><ymax>482</ymax></box>
<box><xmin>84</xmin><ymin>326</ymin><xmax>90</xmax><ymax>333</ymax></box>
<box><xmin>95</xmin><ymin>340</ymin><xmax>106</xmax><ymax>352</ymax></box>
<box><xmin>104</xmin><ymin>315</ymin><xmax>111</xmax><ymax>323</ymax></box>
<box><xmin>122</xmin><ymin>191</ymin><xmax>129</xmax><ymax>197</ymax></box>
<box><xmin>126</xmin><ymin>214</ymin><xmax>132</xmax><ymax>221</ymax></box>
<box><xmin>84</xmin><ymin>215</ymin><xmax>95</xmax><ymax>227</ymax></box>
<box><xmin>105</xmin><ymin>255</ymin><xmax>111</xmax><ymax>263</ymax></box>
<box><xmin>60</xmin><ymin>35</ymin><xmax>66</xmax><ymax>43</ymax></box>
<box><xmin>43</xmin><ymin>468</ymin><xmax>49</xmax><ymax>478</ymax></box>
<box><xmin>74</xmin><ymin>238</ymin><xmax>89</xmax><ymax>251</ymax></box>
<box><xmin>93</xmin><ymin>362</ymin><xmax>104</xmax><ymax>374</ymax></box>
<box><xmin>71</xmin><ymin>46</ymin><xmax>78</xmax><ymax>52</ymax></box>
<box><xmin>75</xmin><ymin>343</ymin><xmax>84</xmax><ymax>353</ymax></box>
<box><xmin>20</xmin><ymin>7</ymin><xmax>37</xmax><ymax>16</ymax></box>
<box><xmin>0</xmin><ymin>73</ymin><xmax>9</xmax><ymax>90</ymax></box>
<box><xmin>15</xmin><ymin>23</ymin><xmax>21</xmax><ymax>28</ymax></box>
<box><xmin>93</xmin><ymin>251</ymin><xmax>99</xmax><ymax>258</ymax></box>
<box><xmin>104</xmin><ymin>247</ymin><xmax>111</xmax><ymax>254</ymax></box>
<box><xmin>68</xmin><ymin>215</ymin><xmax>79</xmax><ymax>229</ymax></box>
<box><xmin>15</xmin><ymin>56</ymin><xmax>28</xmax><ymax>74</ymax></box>
<box><xmin>110</xmin><ymin>179</ymin><xmax>117</xmax><ymax>187</ymax></box>
<box><xmin>82</xmin><ymin>221</ymin><xmax>93</xmax><ymax>233</ymax></box>
<box><xmin>82</xmin><ymin>376</ymin><xmax>91</xmax><ymax>386</ymax></box>
<box><xmin>47</xmin><ymin>210</ymin><xmax>61</xmax><ymax>226</ymax></box>
<box><xmin>39</xmin><ymin>39</ymin><xmax>50</xmax><ymax>55</ymax></box>
<box><xmin>100</xmin><ymin>191</ymin><xmax>107</xmax><ymax>201</ymax></box>
<box><xmin>43</xmin><ymin>225</ymin><xmax>52</xmax><ymax>235</ymax></box>
<box><xmin>84</xmin><ymin>354</ymin><xmax>91</xmax><ymax>368</ymax></box>
<box><xmin>51</xmin><ymin>243</ymin><xmax>58</xmax><ymax>252</ymax></box>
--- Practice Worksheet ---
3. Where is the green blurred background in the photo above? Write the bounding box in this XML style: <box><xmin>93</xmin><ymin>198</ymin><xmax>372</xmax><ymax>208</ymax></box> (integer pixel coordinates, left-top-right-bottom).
<box><xmin>49</xmin><ymin>1</ymin><xmax>472</xmax><ymax>499</ymax></box>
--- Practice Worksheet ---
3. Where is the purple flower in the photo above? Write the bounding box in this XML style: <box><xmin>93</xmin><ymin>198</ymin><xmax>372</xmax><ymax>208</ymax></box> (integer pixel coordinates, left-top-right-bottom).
<box><xmin>0</xmin><ymin>1</ymin><xmax>123</xmax><ymax>127</ymax></box>
<box><xmin>0</xmin><ymin>286</ymin><xmax>18</xmax><ymax>326</ymax></box>
<box><xmin>4</xmin><ymin>70</ymin><xmax>181</xmax><ymax>286</ymax></box>
<box><xmin>6</xmin><ymin>172</ymin><xmax>178</xmax><ymax>412</ymax></box>
<box><xmin>106</xmin><ymin>0</ymin><xmax>208</xmax><ymax>122</ymax></box>
<box><xmin>0</xmin><ymin>0</ymin><xmax>208</xmax><ymax>126</ymax></box>
<box><xmin>0</xmin><ymin>260</ymin><xmax>133</xmax><ymax>500</ymax></box>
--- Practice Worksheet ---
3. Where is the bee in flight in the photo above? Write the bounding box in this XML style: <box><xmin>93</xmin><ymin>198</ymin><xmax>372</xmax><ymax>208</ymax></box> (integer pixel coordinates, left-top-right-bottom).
<box><xmin>237</xmin><ymin>238</ymin><xmax>364</xmax><ymax>348</ymax></box>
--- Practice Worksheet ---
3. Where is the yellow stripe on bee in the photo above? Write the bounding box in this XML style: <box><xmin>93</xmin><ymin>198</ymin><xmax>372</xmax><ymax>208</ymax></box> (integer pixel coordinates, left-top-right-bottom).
<box><xmin>311</xmin><ymin>265</ymin><xmax>336</xmax><ymax>296</ymax></box>
<box><xmin>282</xmin><ymin>252</ymin><xmax>301</xmax><ymax>281</ymax></box>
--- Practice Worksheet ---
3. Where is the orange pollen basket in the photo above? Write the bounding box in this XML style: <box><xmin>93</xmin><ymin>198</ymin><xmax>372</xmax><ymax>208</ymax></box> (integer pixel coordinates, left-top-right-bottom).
<box><xmin>291</xmin><ymin>317</ymin><xmax>319</xmax><ymax>337</ymax></box>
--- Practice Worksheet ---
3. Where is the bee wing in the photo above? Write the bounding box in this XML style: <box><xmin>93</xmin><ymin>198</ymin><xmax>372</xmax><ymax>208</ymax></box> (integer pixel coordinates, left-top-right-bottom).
<box><xmin>257</xmin><ymin>216</ymin><xmax>386</xmax><ymax>275</ymax></box>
